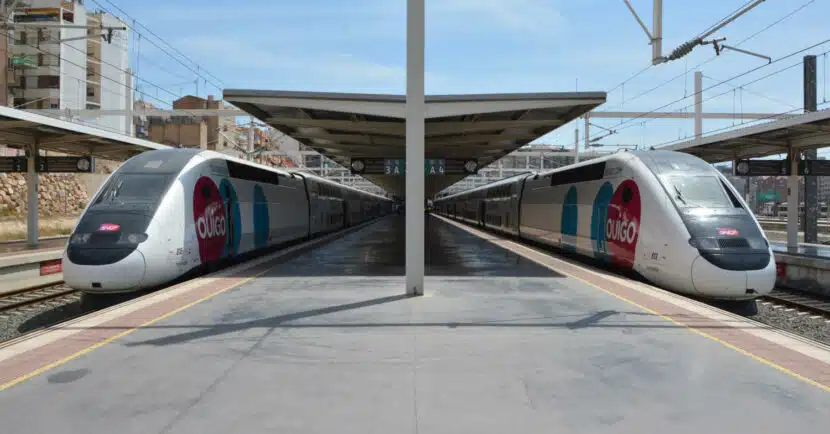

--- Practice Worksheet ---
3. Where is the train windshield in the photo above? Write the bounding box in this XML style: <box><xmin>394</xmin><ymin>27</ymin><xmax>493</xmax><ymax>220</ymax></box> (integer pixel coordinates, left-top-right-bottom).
<box><xmin>91</xmin><ymin>172</ymin><xmax>175</xmax><ymax>211</ymax></box>
<box><xmin>662</xmin><ymin>175</ymin><xmax>735</xmax><ymax>209</ymax></box>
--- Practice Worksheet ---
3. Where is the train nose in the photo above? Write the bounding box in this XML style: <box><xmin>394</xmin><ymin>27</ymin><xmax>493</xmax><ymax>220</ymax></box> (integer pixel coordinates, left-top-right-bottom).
<box><xmin>690</xmin><ymin>254</ymin><xmax>776</xmax><ymax>298</ymax></box>
<box><xmin>63</xmin><ymin>249</ymin><xmax>147</xmax><ymax>293</ymax></box>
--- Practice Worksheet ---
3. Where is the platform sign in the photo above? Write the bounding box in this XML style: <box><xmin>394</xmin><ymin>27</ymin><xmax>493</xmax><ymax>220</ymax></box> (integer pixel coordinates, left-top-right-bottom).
<box><xmin>384</xmin><ymin>159</ymin><xmax>405</xmax><ymax>175</ymax></box>
<box><xmin>425</xmin><ymin>159</ymin><xmax>445</xmax><ymax>175</ymax></box>
<box><xmin>798</xmin><ymin>159</ymin><xmax>830</xmax><ymax>176</ymax></box>
<box><xmin>733</xmin><ymin>159</ymin><xmax>790</xmax><ymax>176</ymax></box>
<box><xmin>756</xmin><ymin>191</ymin><xmax>781</xmax><ymax>201</ymax></box>
<box><xmin>0</xmin><ymin>156</ymin><xmax>27</xmax><ymax>173</ymax></box>
<box><xmin>36</xmin><ymin>156</ymin><xmax>95</xmax><ymax>173</ymax></box>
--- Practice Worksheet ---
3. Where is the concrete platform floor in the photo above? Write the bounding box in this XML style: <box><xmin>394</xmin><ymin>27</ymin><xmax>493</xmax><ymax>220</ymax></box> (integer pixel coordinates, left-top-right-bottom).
<box><xmin>0</xmin><ymin>215</ymin><xmax>828</xmax><ymax>434</ymax></box>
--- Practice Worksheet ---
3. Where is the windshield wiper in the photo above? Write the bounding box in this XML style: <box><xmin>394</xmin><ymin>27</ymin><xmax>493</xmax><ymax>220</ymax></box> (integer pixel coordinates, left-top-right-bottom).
<box><xmin>673</xmin><ymin>185</ymin><xmax>687</xmax><ymax>205</ymax></box>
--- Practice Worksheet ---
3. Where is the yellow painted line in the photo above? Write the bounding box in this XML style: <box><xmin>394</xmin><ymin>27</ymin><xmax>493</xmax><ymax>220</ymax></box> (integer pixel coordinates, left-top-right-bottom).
<box><xmin>0</xmin><ymin>270</ymin><xmax>268</xmax><ymax>392</ymax></box>
<box><xmin>433</xmin><ymin>215</ymin><xmax>830</xmax><ymax>393</ymax></box>
<box><xmin>0</xmin><ymin>218</ymin><xmax>384</xmax><ymax>392</ymax></box>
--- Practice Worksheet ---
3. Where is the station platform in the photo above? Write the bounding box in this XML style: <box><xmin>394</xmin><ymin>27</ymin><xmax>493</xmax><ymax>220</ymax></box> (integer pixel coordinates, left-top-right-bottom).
<box><xmin>771</xmin><ymin>242</ymin><xmax>830</xmax><ymax>297</ymax></box>
<box><xmin>0</xmin><ymin>215</ymin><xmax>828</xmax><ymax>433</ymax></box>
<box><xmin>771</xmin><ymin>242</ymin><xmax>830</xmax><ymax>258</ymax></box>
<box><xmin>0</xmin><ymin>237</ymin><xmax>67</xmax><ymax>257</ymax></box>
<box><xmin>0</xmin><ymin>239</ymin><xmax>65</xmax><ymax>295</ymax></box>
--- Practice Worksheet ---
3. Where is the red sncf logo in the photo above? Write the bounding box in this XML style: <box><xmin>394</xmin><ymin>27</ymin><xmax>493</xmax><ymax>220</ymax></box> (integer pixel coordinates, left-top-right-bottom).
<box><xmin>98</xmin><ymin>223</ymin><xmax>120</xmax><ymax>231</ymax></box>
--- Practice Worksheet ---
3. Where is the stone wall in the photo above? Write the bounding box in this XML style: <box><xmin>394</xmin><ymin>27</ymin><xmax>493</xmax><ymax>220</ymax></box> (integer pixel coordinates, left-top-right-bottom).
<box><xmin>0</xmin><ymin>158</ymin><xmax>121</xmax><ymax>220</ymax></box>
<box><xmin>0</xmin><ymin>173</ymin><xmax>89</xmax><ymax>218</ymax></box>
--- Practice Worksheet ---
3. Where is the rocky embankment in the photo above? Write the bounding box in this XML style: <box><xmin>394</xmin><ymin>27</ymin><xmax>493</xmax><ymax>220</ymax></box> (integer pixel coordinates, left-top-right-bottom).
<box><xmin>0</xmin><ymin>158</ymin><xmax>120</xmax><ymax>241</ymax></box>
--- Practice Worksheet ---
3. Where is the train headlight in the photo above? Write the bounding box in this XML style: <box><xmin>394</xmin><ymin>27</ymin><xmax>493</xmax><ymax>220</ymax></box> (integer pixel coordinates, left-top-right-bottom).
<box><xmin>689</xmin><ymin>237</ymin><xmax>719</xmax><ymax>250</ymax></box>
<box><xmin>123</xmin><ymin>233</ymin><xmax>148</xmax><ymax>244</ymax></box>
<box><xmin>747</xmin><ymin>237</ymin><xmax>769</xmax><ymax>249</ymax></box>
<box><xmin>70</xmin><ymin>233</ymin><xmax>91</xmax><ymax>244</ymax></box>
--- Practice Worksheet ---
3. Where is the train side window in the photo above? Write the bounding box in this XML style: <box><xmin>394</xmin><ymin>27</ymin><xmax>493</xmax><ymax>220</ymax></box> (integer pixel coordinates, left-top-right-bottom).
<box><xmin>720</xmin><ymin>180</ymin><xmax>744</xmax><ymax>208</ymax></box>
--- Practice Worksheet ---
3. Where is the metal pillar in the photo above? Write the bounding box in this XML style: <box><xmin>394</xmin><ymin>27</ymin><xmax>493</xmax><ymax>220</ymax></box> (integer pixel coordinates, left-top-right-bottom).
<box><xmin>694</xmin><ymin>71</ymin><xmax>703</xmax><ymax>138</ymax></box>
<box><xmin>787</xmin><ymin>151</ymin><xmax>799</xmax><ymax>249</ymax></box>
<box><xmin>803</xmin><ymin>55</ymin><xmax>818</xmax><ymax>244</ymax></box>
<box><xmin>26</xmin><ymin>142</ymin><xmax>39</xmax><ymax>248</ymax></box>
<box><xmin>574</xmin><ymin>127</ymin><xmax>580</xmax><ymax>163</ymax></box>
<box><xmin>405</xmin><ymin>0</ymin><xmax>425</xmax><ymax>296</ymax></box>
<box><xmin>652</xmin><ymin>0</ymin><xmax>663</xmax><ymax>65</ymax></box>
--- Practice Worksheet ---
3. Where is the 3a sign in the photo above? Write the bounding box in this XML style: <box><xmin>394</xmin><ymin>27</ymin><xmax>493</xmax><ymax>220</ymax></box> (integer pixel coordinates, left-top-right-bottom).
<box><xmin>385</xmin><ymin>159</ymin><xmax>405</xmax><ymax>175</ymax></box>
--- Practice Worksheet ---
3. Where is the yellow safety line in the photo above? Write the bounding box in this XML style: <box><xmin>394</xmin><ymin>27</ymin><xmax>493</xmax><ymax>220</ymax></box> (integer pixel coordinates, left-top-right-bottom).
<box><xmin>434</xmin><ymin>214</ymin><xmax>830</xmax><ymax>393</ymax></box>
<box><xmin>0</xmin><ymin>219</ymin><xmax>381</xmax><ymax>391</ymax></box>
<box><xmin>0</xmin><ymin>270</ymin><xmax>267</xmax><ymax>392</ymax></box>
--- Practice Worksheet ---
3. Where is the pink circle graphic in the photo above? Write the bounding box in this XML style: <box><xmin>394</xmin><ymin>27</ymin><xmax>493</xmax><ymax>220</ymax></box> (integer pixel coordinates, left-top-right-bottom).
<box><xmin>606</xmin><ymin>179</ymin><xmax>641</xmax><ymax>268</ymax></box>
<box><xmin>193</xmin><ymin>176</ymin><xmax>227</xmax><ymax>263</ymax></box>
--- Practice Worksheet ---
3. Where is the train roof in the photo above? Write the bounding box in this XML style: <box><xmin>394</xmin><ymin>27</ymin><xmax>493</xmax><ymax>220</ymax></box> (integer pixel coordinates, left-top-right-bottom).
<box><xmin>119</xmin><ymin>149</ymin><xmax>390</xmax><ymax>200</ymax></box>
<box><xmin>435</xmin><ymin>149</ymin><xmax>717</xmax><ymax>201</ymax></box>
<box><xmin>290</xmin><ymin>170</ymin><xmax>392</xmax><ymax>200</ymax></box>
<box><xmin>196</xmin><ymin>149</ymin><xmax>295</xmax><ymax>177</ymax></box>
<box><xmin>435</xmin><ymin>171</ymin><xmax>535</xmax><ymax>201</ymax></box>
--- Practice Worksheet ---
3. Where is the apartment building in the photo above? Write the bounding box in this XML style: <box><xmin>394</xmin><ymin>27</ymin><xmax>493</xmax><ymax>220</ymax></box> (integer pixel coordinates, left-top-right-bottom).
<box><xmin>4</xmin><ymin>0</ymin><xmax>132</xmax><ymax>135</ymax></box>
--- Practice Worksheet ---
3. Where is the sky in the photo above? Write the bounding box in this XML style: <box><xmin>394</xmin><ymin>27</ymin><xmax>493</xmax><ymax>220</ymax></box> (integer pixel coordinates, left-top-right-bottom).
<box><xmin>83</xmin><ymin>0</ymin><xmax>830</xmax><ymax>156</ymax></box>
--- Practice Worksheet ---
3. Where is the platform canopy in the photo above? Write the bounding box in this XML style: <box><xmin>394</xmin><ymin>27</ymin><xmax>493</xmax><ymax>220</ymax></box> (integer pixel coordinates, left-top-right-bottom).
<box><xmin>662</xmin><ymin>108</ymin><xmax>830</xmax><ymax>163</ymax></box>
<box><xmin>223</xmin><ymin>90</ymin><xmax>607</xmax><ymax>197</ymax></box>
<box><xmin>0</xmin><ymin>105</ymin><xmax>169</xmax><ymax>160</ymax></box>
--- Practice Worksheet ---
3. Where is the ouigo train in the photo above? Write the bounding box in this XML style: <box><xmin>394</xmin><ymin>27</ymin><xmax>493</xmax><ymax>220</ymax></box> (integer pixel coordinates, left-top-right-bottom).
<box><xmin>433</xmin><ymin>150</ymin><xmax>776</xmax><ymax>303</ymax></box>
<box><xmin>63</xmin><ymin>148</ymin><xmax>394</xmax><ymax>295</ymax></box>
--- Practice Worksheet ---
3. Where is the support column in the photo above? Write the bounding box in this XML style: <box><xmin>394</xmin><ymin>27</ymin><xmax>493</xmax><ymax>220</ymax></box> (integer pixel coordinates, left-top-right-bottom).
<box><xmin>694</xmin><ymin>71</ymin><xmax>703</xmax><ymax>138</ymax></box>
<box><xmin>787</xmin><ymin>151</ymin><xmax>799</xmax><ymax>250</ymax></box>
<box><xmin>803</xmin><ymin>55</ymin><xmax>818</xmax><ymax>244</ymax></box>
<box><xmin>26</xmin><ymin>142</ymin><xmax>39</xmax><ymax>249</ymax></box>
<box><xmin>405</xmin><ymin>0</ymin><xmax>425</xmax><ymax>296</ymax></box>
<box><xmin>574</xmin><ymin>126</ymin><xmax>580</xmax><ymax>163</ymax></box>
<box><xmin>652</xmin><ymin>0</ymin><xmax>663</xmax><ymax>65</ymax></box>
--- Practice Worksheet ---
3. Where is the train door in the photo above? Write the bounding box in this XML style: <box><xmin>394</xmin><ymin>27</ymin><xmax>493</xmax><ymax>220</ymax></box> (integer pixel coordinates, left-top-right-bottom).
<box><xmin>478</xmin><ymin>201</ymin><xmax>486</xmax><ymax>227</ymax></box>
<box><xmin>342</xmin><ymin>199</ymin><xmax>349</xmax><ymax>228</ymax></box>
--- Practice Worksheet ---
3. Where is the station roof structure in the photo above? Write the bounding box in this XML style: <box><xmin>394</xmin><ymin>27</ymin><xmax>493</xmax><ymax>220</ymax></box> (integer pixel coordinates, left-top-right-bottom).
<box><xmin>223</xmin><ymin>90</ymin><xmax>607</xmax><ymax>197</ymax></box>
<box><xmin>662</xmin><ymin>108</ymin><xmax>830</xmax><ymax>163</ymax></box>
<box><xmin>0</xmin><ymin>105</ymin><xmax>169</xmax><ymax>160</ymax></box>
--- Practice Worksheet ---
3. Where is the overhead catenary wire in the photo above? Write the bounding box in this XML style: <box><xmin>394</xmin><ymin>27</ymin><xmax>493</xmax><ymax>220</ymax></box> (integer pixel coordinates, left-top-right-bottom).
<box><xmin>15</xmin><ymin>37</ymin><xmax>205</xmax><ymax>123</ymax></box>
<box><xmin>598</xmin><ymin>38</ymin><xmax>830</xmax><ymax>136</ymax></box>
<box><xmin>701</xmin><ymin>73</ymin><xmax>797</xmax><ymax>109</ymax></box>
<box><xmin>602</xmin><ymin>0</ymin><xmax>816</xmax><ymax>113</ymax></box>
<box><xmin>88</xmin><ymin>0</ymin><xmax>224</xmax><ymax>91</ymax></box>
<box><xmin>34</xmin><ymin>33</ymin><xmax>195</xmax><ymax>107</ymax></box>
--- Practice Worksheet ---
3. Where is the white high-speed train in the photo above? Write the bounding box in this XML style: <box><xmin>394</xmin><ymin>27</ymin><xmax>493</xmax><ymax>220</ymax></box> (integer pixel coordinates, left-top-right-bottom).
<box><xmin>433</xmin><ymin>150</ymin><xmax>776</xmax><ymax>302</ymax></box>
<box><xmin>63</xmin><ymin>148</ymin><xmax>394</xmax><ymax>295</ymax></box>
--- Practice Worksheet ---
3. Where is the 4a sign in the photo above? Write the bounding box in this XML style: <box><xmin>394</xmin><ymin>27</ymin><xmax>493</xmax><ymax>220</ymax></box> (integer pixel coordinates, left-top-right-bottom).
<box><xmin>425</xmin><ymin>159</ymin><xmax>445</xmax><ymax>175</ymax></box>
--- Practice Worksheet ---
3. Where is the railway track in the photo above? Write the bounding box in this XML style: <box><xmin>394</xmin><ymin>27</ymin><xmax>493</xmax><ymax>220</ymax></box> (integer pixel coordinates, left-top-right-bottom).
<box><xmin>759</xmin><ymin>288</ymin><xmax>830</xmax><ymax>320</ymax></box>
<box><xmin>0</xmin><ymin>283</ymin><xmax>78</xmax><ymax>315</ymax></box>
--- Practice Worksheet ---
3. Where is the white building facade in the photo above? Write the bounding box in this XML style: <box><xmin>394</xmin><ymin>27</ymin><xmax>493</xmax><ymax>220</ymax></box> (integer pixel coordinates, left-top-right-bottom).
<box><xmin>9</xmin><ymin>0</ymin><xmax>132</xmax><ymax>135</ymax></box>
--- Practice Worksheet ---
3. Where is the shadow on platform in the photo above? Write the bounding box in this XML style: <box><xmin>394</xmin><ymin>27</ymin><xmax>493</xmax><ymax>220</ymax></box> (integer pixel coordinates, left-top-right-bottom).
<box><xmin>249</xmin><ymin>215</ymin><xmax>564</xmax><ymax>278</ymax></box>
<box><xmin>119</xmin><ymin>293</ymin><xmax>747</xmax><ymax>348</ymax></box>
